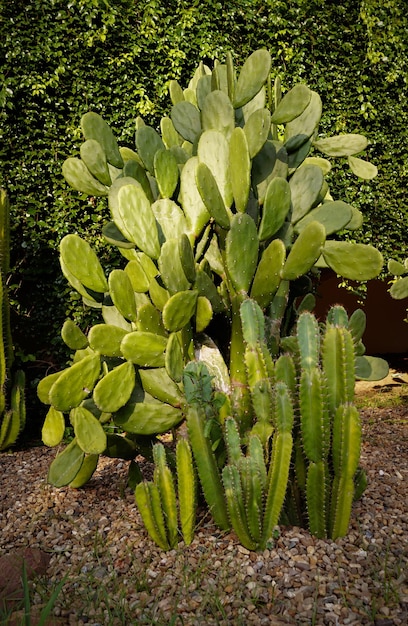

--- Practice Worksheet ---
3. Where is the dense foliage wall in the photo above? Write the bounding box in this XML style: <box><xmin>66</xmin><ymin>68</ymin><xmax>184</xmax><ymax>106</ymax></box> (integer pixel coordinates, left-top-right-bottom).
<box><xmin>1</xmin><ymin>0</ymin><xmax>407</xmax><ymax>401</ymax></box>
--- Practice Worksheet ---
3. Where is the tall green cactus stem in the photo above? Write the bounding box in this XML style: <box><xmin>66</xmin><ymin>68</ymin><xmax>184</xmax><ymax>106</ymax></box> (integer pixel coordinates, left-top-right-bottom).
<box><xmin>187</xmin><ymin>404</ymin><xmax>230</xmax><ymax>530</ymax></box>
<box><xmin>0</xmin><ymin>189</ymin><xmax>26</xmax><ymax>451</ymax></box>
<box><xmin>261</xmin><ymin>382</ymin><xmax>294</xmax><ymax>546</ymax></box>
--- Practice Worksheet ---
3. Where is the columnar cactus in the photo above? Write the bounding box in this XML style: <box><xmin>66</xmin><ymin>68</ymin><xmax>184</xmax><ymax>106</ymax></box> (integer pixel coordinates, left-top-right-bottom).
<box><xmin>0</xmin><ymin>189</ymin><xmax>26</xmax><ymax>451</ymax></box>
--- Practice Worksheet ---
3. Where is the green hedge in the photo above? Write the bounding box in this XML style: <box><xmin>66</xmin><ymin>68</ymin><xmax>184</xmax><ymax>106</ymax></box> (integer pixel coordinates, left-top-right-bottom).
<box><xmin>1</xmin><ymin>0</ymin><xmax>407</xmax><ymax>385</ymax></box>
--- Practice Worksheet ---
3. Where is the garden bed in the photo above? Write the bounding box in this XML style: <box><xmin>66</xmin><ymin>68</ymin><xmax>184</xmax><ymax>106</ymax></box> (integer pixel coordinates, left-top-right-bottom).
<box><xmin>1</xmin><ymin>381</ymin><xmax>407</xmax><ymax>626</ymax></box>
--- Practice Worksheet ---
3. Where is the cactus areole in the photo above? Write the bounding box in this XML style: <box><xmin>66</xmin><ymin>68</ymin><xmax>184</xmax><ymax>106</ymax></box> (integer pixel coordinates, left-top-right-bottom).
<box><xmin>39</xmin><ymin>50</ymin><xmax>387</xmax><ymax>547</ymax></box>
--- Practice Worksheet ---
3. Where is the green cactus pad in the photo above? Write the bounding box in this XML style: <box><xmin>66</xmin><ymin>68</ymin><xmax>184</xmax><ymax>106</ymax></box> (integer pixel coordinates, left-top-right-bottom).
<box><xmin>101</xmin><ymin>222</ymin><xmax>132</xmax><ymax>250</ymax></box>
<box><xmin>81</xmin><ymin>111</ymin><xmax>123</xmax><ymax>169</ymax></box>
<box><xmin>88</xmin><ymin>324</ymin><xmax>129</xmax><ymax>357</ymax></box>
<box><xmin>252</xmin><ymin>140</ymin><xmax>289</xmax><ymax>205</ymax></box>
<box><xmin>250</xmin><ymin>239</ymin><xmax>285</xmax><ymax>310</ymax></box>
<box><xmin>47</xmin><ymin>439</ymin><xmax>85</xmax><ymax>487</ymax></box>
<box><xmin>202</xmin><ymin>90</ymin><xmax>235</xmax><ymax>138</ymax></box>
<box><xmin>294</xmin><ymin>200</ymin><xmax>353</xmax><ymax>236</ymax></box>
<box><xmin>281</xmin><ymin>221</ymin><xmax>326</xmax><ymax>280</ymax></box>
<box><xmin>149</xmin><ymin>277</ymin><xmax>170</xmax><ymax>311</ymax></box>
<box><xmin>165</xmin><ymin>332</ymin><xmax>185</xmax><ymax>383</ymax></box>
<box><xmin>137</xmin><ymin>302</ymin><xmax>166</xmax><ymax>336</ymax></box>
<box><xmin>139</xmin><ymin>368</ymin><xmax>183</xmax><ymax>407</ymax></box>
<box><xmin>179</xmin><ymin>234</ymin><xmax>196</xmax><ymax>284</ymax></box>
<box><xmin>71</xmin><ymin>408</ymin><xmax>109</xmax><ymax>459</ymax></box>
<box><xmin>195</xmin><ymin>296</ymin><xmax>213</xmax><ymax>332</ymax></box>
<box><xmin>348</xmin><ymin>156</ymin><xmax>378</xmax><ymax>180</ymax></box>
<box><xmin>243</xmin><ymin>108</ymin><xmax>271</xmax><ymax>159</ymax></box>
<box><xmin>154</xmin><ymin>149</ymin><xmax>179</xmax><ymax>199</ymax></box>
<box><xmin>162</xmin><ymin>290</ymin><xmax>198</xmax><ymax>332</ymax></box>
<box><xmin>194</xmin><ymin>268</ymin><xmax>224</xmax><ymax>313</ymax></box>
<box><xmin>355</xmin><ymin>355</ymin><xmax>389</xmax><ymax>381</ymax></box>
<box><xmin>80</xmin><ymin>139</ymin><xmax>112</xmax><ymax>187</ymax></box>
<box><xmin>196</xmin><ymin>74</ymin><xmax>213</xmax><ymax>110</ymax></box>
<box><xmin>388</xmin><ymin>259</ymin><xmax>407</xmax><ymax>276</ymax></box>
<box><xmin>42</xmin><ymin>406</ymin><xmax>66</xmax><ymax>447</ymax></box>
<box><xmin>197</xmin><ymin>130</ymin><xmax>233</xmax><ymax>210</ymax></box>
<box><xmin>390</xmin><ymin>275</ymin><xmax>408</xmax><ymax>299</ymax></box>
<box><xmin>229</xmin><ymin>127</ymin><xmax>250</xmax><ymax>213</ymax></box>
<box><xmin>233</xmin><ymin>49</ymin><xmax>271</xmax><ymax>109</ymax></box>
<box><xmin>159</xmin><ymin>239</ymin><xmax>191</xmax><ymax>294</ymax></box>
<box><xmin>93</xmin><ymin>361</ymin><xmax>135</xmax><ymax>413</ymax></box>
<box><xmin>284</xmin><ymin>91</ymin><xmax>322</xmax><ymax>153</ymax></box>
<box><xmin>113</xmin><ymin>185</ymin><xmax>160</xmax><ymax>259</ymax></box>
<box><xmin>121</xmin><ymin>331</ymin><xmax>167</xmax><ymax>367</ymax></box>
<box><xmin>115</xmin><ymin>399</ymin><xmax>183</xmax><ymax>435</ymax></box>
<box><xmin>60</xmin><ymin>234</ymin><xmax>108</xmax><ymax>293</ymax></box>
<box><xmin>160</xmin><ymin>116</ymin><xmax>182</xmax><ymax>148</ymax></box>
<box><xmin>61</xmin><ymin>320</ymin><xmax>88</xmax><ymax>350</ymax></box>
<box><xmin>196</xmin><ymin>162</ymin><xmax>230</xmax><ymax>230</ymax></box>
<box><xmin>108</xmin><ymin>269</ymin><xmax>137</xmax><ymax>323</ymax></box>
<box><xmin>226</xmin><ymin>213</ymin><xmax>259</xmax><ymax>293</ymax></box>
<box><xmin>62</xmin><ymin>156</ymin><xmax>109</xmax><ymax>197</ymax></box>
<box><xmin>289</xmin><ymin>164</ymin><xmax>324</xmax><ymax>224</ymax></box>
<box><xmin>322</xmin><ymin>241</ymin><xmax>383</xmax><ymax>281</ymax></box>
<box><xmin>271</xmin><ymin>84</ymin><xmax>312</xmax><ymax>124</ymax></box>
<box><xmin>37</xmin><ymin>370</ymin><xmax>64</xmax><ymax>404</ymax></box>
<box><xmin>258</xmin><ymin>177</ymin><xmax>291</xmax><ymax>241</ymax></box>
<box><xmin>313</xmin><ymin>133</ymin><xmax>368</xmax><ymax>157</ymax></box>
<box><xmin>69</xmin><ymin>454</ymin><xmax>99</xmax><ymax>488</ymax></box>
<box><xmin>49</xmin><ymin>353</ymin><xmax>101</xmax><ymax>412</ymax></box>
<box><xmin>152</xmin><ymin>199</ymin><xmax>188</xmax><ymax>243</ymax></box>
<box><xmin>135</xmin><ymin>125</ymin><xmax>165</xmax><ymax>174</ymax></box>
<box><xmin>171</xmin><ymin>101</ymin><xmax>202</xmax><ymax>143</ymax></box>
<box><xmin>125</xmin><ymin>259</ymin><xmax>150</xmax><ymax>293</ymax></box>
<box><xmin>179</xmin><ymin>157</ymin><xmax>210</xmax><ymax>237</ymax></box>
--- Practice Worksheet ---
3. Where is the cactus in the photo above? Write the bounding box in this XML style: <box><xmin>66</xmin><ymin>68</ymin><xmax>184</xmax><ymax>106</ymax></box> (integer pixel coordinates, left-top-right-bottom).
<box><xmin>38</xmin><ymin>48</ymin><xmax>385</xmax><ymax>552</ymax></box>
<box><xmin>135</xmin><ymin>440</ymin><xmax>197</xmax><ymax>549</ymax></box>
<box><xmin>0</xmin><ymin>189</ymin><xmax>26</xmax><ymax>451</ymax></box>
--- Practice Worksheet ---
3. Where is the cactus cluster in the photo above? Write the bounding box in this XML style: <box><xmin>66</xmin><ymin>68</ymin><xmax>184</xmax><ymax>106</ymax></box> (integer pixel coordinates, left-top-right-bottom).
<box><xmin>0</xmin><ymin>189</ymin><xmax>26</xmax><ymax>451</ymax></box>
<box><xmin>38</xmin><ymin>50</ymin><xmax>388</xmax><ymax>546</ymax></box>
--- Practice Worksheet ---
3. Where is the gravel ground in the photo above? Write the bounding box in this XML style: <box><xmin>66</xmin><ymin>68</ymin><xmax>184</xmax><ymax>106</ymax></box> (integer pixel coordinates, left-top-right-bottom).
<box><xmin>0</xmin><ymin>396</ymin><xmax>407</xmax><ymax>625</ymax></box>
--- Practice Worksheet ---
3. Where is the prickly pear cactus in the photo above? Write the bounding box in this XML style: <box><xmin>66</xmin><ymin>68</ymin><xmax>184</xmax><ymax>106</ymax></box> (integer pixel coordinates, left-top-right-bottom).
<box><xmin>39</xmin><ymin>49</ymin><xmax>384</xmax><ymax>511</ymax></box>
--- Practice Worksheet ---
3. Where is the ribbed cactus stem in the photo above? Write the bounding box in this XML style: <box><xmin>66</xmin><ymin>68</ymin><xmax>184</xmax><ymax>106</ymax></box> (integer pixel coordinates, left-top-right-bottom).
<box><xmin>330</xmin><ymin>403</ymin><xmax>361</xmax><ymax>538</ymax></box>
<box><xmin>322</xmin><ymin>326</ymin><xmax>355</xmax><ymax>415</ymax></box>
<box><xmin>153</xmin><ymin>443</ymin><xmax>179</xmax><ymax>548</ymax></box>
<box><xmin>229</xmin><ymin>295</ymin><xmax>252</xmax><ymax>433</ymax></box>
<box><xmin>222</xmin><ymin>464</ymin><xmax>257</xmax><ymax>550</ymax></box>
<box><xmin>186</xmin><ymin>405</ymin><xmax>230</xmax><ymax>530</ymax></box>
<box><xmin>135</xmin><ymin>482</ymin><xmax>170</xmax><ymax>551</ymax></box>
<box><xmin>176</xmin><ymin>439</ymin><xmax>196</xmax><ymax>545</ymax></box>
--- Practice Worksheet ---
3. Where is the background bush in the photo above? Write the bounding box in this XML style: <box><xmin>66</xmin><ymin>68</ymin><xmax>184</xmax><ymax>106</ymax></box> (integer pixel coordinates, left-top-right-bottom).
<box><xmin>1</xmin><ymin>0</ymin><xmax>407</xmax><ymax>424</ymax></box>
